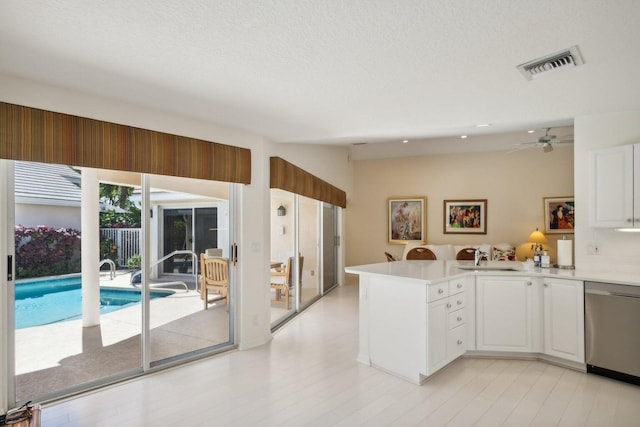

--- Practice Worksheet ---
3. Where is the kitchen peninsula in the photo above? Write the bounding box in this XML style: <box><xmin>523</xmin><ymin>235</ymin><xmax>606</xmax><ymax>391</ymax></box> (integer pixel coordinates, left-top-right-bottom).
<box><xmin>346</xmin><ymin>260</ymin><xmax>640</xmax><ymax>385</ymax></box>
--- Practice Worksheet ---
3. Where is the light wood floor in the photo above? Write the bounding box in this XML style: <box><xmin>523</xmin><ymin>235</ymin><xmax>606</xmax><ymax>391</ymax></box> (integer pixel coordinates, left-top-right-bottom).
<box><xmin>42</xmin><ymin>283</ymin><xmax>640</xmax><ymax>426</ymax></box>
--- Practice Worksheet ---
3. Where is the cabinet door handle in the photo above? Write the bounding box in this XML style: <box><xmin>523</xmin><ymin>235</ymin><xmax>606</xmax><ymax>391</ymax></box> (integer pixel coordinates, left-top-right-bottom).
<box><xmin>457</xmin><ymin>339</ymin><xmax>462</xmax><ymax>345</ymax></box>
<box><xmin>457</xmin><ymin>316</ymin><xmax>462</xmax><ymax>321</ymax></box>
<box><xmin>457</xmin><ymin>300</ymin><xmax>462</xmax><ymax>305</ymax></box>
<box><xmin>438</xmin><ymin>288</ymin><xmax>444</xmax><ymax>294</ymax></box>
<box><xmin>527</xmin><ymin>281</ymin><xmax>532</xmax><ymax>286</ymax></box>
<box><xmin>457</xmin><ymin>283</ymin><xmax>462</xmax><ymax>289</ymax></box>
<box><xmin>544</xmin><ymin>283</ymin><xmax>548</xmax><ymax>287</ymax></box>
<box><xmin>628</xmin><ymin>218</ymin><xmax>633</xmax><ymax>223</ymax></box>
<box><xmin>446</xmin><ymin>303</ymin><xmax>452</xmax><ymax>308</ymax></box>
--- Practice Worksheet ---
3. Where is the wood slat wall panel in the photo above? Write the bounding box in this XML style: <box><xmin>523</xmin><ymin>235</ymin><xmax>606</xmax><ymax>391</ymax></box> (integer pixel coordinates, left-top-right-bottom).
<box><xmin>270</xmin><ymin>156</ymin><xmax>347</xmax><ymax>208</ymax></box>
<box><xmin>0</xmin><ymin>102</ymin><xmax>251</xmax><ymax>184</ymax></box>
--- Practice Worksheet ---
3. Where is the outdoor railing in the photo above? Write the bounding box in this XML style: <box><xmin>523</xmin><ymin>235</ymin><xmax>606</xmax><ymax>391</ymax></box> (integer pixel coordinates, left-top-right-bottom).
<box><xmin>129</xmin><ymin>250</ymin><xmax>197</xmax><ymax>292</ymax></box>
<box><xmin>99</xmin><ymin>258</ymin><xmax>116</xmax><ymax>280</ymax></box>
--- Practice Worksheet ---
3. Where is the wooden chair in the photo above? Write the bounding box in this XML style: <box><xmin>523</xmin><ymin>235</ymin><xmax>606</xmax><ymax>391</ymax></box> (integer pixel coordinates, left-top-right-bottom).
<box><xmin>456</xmin><ymin>247</ymin><xmax>477</xmax><ymax>260</ymax></box>
<box><xmin>384</xmin><ymin>252</ymin><xmax>397</xmax><ymax>262</ymax></box>
<box><xmin>200</xmin><ymin>253</ymin><xmax>229</xmax><ymax>309</ymax></box>
<box><xmin>270</xmin><ymin>256</ymin><xmax>304</xmax><ymax>310</ymax></box>
<box><xmin>406</xmin><ymin>247</ymin><xmax>437</xmax><ymax>260</ymax></box>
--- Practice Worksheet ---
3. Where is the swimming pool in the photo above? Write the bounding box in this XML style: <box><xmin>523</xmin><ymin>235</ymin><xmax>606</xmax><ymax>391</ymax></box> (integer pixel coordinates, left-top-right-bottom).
<box><xmin>15</xmin><ymin>275</ymin><xmax>174</xmax><ymax>329</ymax></box>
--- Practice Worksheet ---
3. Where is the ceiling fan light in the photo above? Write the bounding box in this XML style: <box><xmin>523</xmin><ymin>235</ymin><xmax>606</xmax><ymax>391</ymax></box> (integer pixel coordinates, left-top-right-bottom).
<box><xmin>543</xmin><ymin>143</ymin><xmax>553</xmax><ymax>153</ymax></box>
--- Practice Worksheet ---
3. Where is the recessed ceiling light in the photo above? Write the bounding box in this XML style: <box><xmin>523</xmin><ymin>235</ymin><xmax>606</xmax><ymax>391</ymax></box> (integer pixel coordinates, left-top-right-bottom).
<box><xmin>476</xmin><ymin>124</ymin><xmax>491</xmax><ymax>128</ymax></box>
<box><xmin>461</xmin><ymin>135</ymin><xmax>468</xmax><ymax>139</ymax></box>
<box><xmin>402</xmin><ymin>140</ymin><xmax>408</xmax><ymax>144</ymax></box>
<box><xmin>527</xmin><ymin>130</ymin><xmax>535</xmax><ymax>133</ymax></box>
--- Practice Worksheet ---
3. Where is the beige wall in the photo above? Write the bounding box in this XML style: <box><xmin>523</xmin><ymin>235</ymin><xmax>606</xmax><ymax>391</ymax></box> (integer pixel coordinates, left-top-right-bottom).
<box><xmin>346</xmin><ymin>146</ymin><xmax>574</xmax><ymax>266</ymax></box>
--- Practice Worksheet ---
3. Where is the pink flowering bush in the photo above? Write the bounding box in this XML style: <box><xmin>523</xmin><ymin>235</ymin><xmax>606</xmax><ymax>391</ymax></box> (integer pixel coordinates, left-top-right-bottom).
<box><xmin>14</xmin><ymin>225</ymin><xmax>81</xmax><ymax>279</ymax></box>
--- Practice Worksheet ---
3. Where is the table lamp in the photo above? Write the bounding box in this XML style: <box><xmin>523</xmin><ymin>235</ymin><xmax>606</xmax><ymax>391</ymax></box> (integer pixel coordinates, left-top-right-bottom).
<box><xmin>528</xmin><ymin>228</ymin><xmax>547</xmax><ymax>266</ymax></box>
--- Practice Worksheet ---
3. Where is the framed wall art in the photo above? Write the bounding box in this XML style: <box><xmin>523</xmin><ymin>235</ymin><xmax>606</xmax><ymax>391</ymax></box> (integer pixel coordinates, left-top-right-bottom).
<box><xmin>543</xmin><ymin>196</ymin><xmax>574</xmax><ymax>234</ymax></box>
<box><xmin>444</xmin><ymin>199</ymin><xmax>487</xmax><ymax>234</ymax></box>
<box><xmin>388</xmin><ymin>197</ymin><xmax>426</xmax><ymax>244</ymax></box>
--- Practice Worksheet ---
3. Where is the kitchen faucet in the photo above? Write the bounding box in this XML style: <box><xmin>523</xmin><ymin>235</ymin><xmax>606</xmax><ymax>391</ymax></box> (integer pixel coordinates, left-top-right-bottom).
<box><xmin>474</xmin><ymin>248</ymin><xmax>486</xmax><ymax>266</ymax></box>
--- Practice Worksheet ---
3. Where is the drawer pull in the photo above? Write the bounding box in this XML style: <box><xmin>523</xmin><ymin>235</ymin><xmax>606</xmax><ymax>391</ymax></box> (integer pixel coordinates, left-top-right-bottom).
<box><xmin>457</xmin><ymin>316</ymin><xmax>462</xmax><ymax>321</ymax></box>
<box><xmin>446</xmin><ymin>303</ymin><xmax>452</xmax><ymax>308</ymax></box>
<box><xmin>457</xmin><ymin>339</ymin><xmax>463</xmax><ymax>345</ymax></box>
<box><xmin>438</xmin><ymin>288</ymin><xmax>444</xmax><ymax>294</ymax></box>
<box><xmin>456</xmin><ymin>283</ymin><xmax>462</xmax><ymax>289</ymax></box>
<box><xmin>457</xmin><ymin>300</ymin><xmax>462</xmax><ymax>305</ymax></box>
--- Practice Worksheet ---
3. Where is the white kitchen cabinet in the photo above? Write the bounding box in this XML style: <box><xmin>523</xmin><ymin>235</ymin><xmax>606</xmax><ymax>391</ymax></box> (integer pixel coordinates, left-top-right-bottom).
<box><xmin>543</xmin><ymin>278</ymin><xmax>585</xmax><ymax>363</ymax></box>
<box><xmin>589</xmin><ymin>143</ymin><xmax>640</xmax><ymax>228</ymax></box>
<box><xmin>426</xmin><ymin>278</ymin><xmax>468</xmax><ymax>375</ymax></box>
<box><xmin>363</xmin><ymin>273</ymin><xmax>470</xmax><ymax>383</ymax></box>
<box><xmin>476</xmin><ymin>276</ymin><xmax>535</xmax><ymax>353</ymax></box>
<box><xmin>426</xmin><ymin>297</ymin><xmax>448</xmax><ymax>374</ymax></box>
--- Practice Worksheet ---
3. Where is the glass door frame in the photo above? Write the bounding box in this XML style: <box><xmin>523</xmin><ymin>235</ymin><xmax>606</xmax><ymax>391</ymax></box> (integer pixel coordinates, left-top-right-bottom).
<box><xmin>1</xmin><ymin>160</ymin><xmax>15</xmax><ymax>410</ymax></box>
<box><xmin>1</xmin><ymin>165</ymin><xmax>238</xmax><ymax>407</ymax></box>
<box><xmin>321</xmin><ymin>202</ymin><xmax>339</xmax><ymax>295</ymax></box>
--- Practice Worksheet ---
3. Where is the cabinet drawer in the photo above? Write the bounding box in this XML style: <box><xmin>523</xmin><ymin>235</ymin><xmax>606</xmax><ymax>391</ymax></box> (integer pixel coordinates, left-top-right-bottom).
<box><xmin>427</xmin><ymin>283</ymin><xmax>449</xmax><ymax>302</ymax></box>
<box><xmin>447</xmin><ymin>325</ymin><xmax>466</xmax><ymax>359</ymax></box>
<box><xmin>449</xmin><ymin>279</ymin><xmax>466</xmax><ymax>295</ymax></box>
<box><xmin>448</xmin><ymin>308</ymin><xmax>466</xmax><ymax>330</ymax></box>
<box><xmin>447</xmin><ymin>292</ymin><xmax>466</xmax><ymax>311</ymax></box>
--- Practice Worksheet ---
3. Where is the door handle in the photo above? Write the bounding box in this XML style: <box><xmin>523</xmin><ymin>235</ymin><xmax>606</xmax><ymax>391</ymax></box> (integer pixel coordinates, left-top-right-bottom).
<box><xmin>232</xmin><ymin>243</ymin><xmax>238</xmax><ymax>266</ymax></box>
<box><xmin>7</xmin><ymin>255</ymin><xmax>12</xmax><ymax>281</ymax></box>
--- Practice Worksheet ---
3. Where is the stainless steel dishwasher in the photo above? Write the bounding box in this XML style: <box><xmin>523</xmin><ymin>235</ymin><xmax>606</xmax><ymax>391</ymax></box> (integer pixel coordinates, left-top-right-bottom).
<box><xmin>585</xmin><ymin>281</ymin><xmax>640</xmax><ymax>385</ymax></box>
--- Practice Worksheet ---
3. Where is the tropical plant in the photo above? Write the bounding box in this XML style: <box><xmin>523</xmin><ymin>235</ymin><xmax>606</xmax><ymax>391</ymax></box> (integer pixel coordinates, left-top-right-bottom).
<box><xmin>99</xmin><ymin>184</ymin><xmax>141</xmax><ymax>228</ymax></box>
<box><xmin>14</xmin><ymin>225</ymin><xmax>81</xmax><ymax>279</ymax></box>
<box><xmin>127</xmin><ymin>253</ymin><xmax>142</xmax><ymax>269</ymax></box>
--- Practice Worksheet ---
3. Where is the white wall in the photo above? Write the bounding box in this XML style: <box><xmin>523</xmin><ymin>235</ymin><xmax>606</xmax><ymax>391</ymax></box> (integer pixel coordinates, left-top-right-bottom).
<box><xmin>270</xmin><ymin>189</ymin><xmax>295</xmax><ymax>264</ymax></box>
<box><xmin>574</xmin><ymin>111</ymin><xmax>640</xmax><ymax>272</ymax></box>
<box><xmin>15</xmin><ymin>204</ymin><xmax>81</xmax><ymax>230</ymax></box>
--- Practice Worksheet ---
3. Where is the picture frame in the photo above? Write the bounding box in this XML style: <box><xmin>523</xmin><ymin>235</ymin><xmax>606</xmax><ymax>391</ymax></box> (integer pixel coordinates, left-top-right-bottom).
<box><xmin>543</xmin><ymin>196</ymin><xmax>574</xmax><ymax>234</ymax></box>
<box><xmin>444</xmin><ymin>199</ymin><xmax>487</xmax><ymax>234</ymax></box>
<box><xmin>388</xmin><ymin>197</ymin><xmax>426</xmax><ymax>244</ymax></box>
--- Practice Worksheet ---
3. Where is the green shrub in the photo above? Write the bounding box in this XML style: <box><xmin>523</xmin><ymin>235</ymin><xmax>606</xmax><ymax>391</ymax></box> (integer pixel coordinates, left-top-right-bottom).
<box><xmin>127</xmin><ymin>253</ymin><xmax>142</xmax><ymax>269</ymax></box>
<box><xmin>15</xmin><ymin>225</ymin><xmax>81</xmax><ymax>279</ymax></box>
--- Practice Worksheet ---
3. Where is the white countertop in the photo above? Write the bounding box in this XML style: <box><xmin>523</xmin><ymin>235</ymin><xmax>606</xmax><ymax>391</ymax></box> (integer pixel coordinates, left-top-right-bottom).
<box><xmin>345</xmin><ymin>260</ymin><xmax>640</xmax><ymax>287</ymax></box>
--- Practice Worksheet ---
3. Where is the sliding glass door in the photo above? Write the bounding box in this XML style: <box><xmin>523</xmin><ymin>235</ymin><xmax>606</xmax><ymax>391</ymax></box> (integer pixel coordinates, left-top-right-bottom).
<box><xmin>10</xmin><ymin>161</ymin><xmax>143</xmax><ymax>402</ymax></box>
<box><xmin>270</xmin><ymin>189</ymin><xmax>296</xmax><ymax>324</ymax></box>
<box><xmin>322</xmin><ymin>203</ymin><xmax>338</xmax><ymax>294</ymax></box>
<box><xmin>148</xmin><ymin>175</ymin><xmax>232</xmax><ymax>365</ymax></box>
<box><xmin>3</xmin><ymin>161</ymin><xmax>236</xmax><ymax>406</ymax></box>
<box><xmin>270</xmin><ymin>191</ymin><xmax>340</xmax><ymax>329</ymax></box>
<box><xmin>298</xmin><ymin>195</ymin><xmax>320</xmax><ymax>308</ymax></box>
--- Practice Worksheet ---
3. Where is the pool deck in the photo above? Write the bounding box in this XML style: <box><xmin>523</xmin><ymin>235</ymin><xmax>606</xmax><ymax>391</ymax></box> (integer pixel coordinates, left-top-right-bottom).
<box><xmin>14</xmin><ymin>271</ymin><xmax>231</xmax><ymax>401</ymax></box>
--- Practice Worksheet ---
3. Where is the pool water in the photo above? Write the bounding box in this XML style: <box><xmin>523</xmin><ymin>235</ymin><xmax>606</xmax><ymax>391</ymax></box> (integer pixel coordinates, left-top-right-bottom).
<box><xmin>15</xmin><ymin>276</ymin><xmax>173</xmax><ymax>329</ymax></box>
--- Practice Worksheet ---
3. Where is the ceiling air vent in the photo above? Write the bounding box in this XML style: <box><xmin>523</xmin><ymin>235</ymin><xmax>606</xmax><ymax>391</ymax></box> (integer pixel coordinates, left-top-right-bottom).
<box><xmin>517</xmin><ymin>45</ymin><xmax>584</xmax><ymax>80</ymax></box>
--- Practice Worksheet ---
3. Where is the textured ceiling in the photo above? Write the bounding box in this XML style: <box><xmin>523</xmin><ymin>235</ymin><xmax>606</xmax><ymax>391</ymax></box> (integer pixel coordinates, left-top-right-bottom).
<box><xmin>1</xmin><ymin>1</ymin><xmax>639</xmax><ymax>146</ymax></box>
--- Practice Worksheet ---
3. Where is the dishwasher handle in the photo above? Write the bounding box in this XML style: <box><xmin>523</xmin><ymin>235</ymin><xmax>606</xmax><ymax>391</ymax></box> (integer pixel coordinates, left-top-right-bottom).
<box><xmin>585</xmin><ymin>288</ymin><xmax>640</xmax><ymax>299</ymax></box>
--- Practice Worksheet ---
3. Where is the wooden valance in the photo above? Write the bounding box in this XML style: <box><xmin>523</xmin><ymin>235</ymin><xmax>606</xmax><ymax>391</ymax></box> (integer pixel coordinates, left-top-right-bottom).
<box><xmin>0</xmin><ymin>102</ymin><xmax>251</xmax><ymax>184</ymax></box>
<box><xmin>270</xmin><ymin>156</ymin><xmax>347</xmax><ymax>208</ymax></box>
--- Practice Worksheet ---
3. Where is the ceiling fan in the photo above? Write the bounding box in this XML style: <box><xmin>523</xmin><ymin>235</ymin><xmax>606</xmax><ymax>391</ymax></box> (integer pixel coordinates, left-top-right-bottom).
<box><xmin>513</xmin><ymin>128</ymin><xmax>574</xmax><ymax>153</ymax></box>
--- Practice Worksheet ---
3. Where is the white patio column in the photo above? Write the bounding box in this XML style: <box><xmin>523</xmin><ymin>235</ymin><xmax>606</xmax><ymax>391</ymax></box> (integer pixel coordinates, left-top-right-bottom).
<box><xmin>81</xmin><ymin>168</ymin><xmax>101</xmax><ymax>327</ymax></box>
